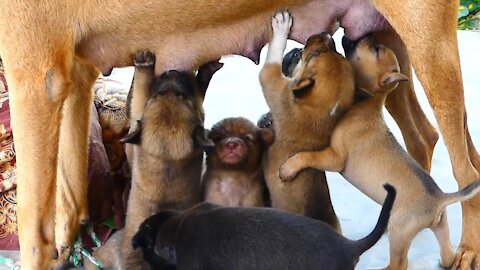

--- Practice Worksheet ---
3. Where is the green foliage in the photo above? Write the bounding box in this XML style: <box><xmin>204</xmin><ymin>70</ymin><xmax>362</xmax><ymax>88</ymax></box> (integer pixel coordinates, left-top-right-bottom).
<box><xmin>459</xmin><ymin>0</ymin><xmax>480</xmax><ymax>30</ymax></box>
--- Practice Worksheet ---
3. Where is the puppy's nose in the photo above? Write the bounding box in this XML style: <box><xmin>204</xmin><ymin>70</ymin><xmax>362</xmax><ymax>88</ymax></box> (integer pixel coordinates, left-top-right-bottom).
<box><xmin>226</xmin><ymin>141</ymin><xmax>239</xmax><ymax>150</ymax></box>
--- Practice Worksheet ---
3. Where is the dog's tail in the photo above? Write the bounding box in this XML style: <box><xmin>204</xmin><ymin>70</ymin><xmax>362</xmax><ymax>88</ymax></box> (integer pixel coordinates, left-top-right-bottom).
<box><xmin>353</xmin><ymin>183</ymin><xmax>396</xmax><ymax>256</ymax></box>
<box><xmin>438</xmin><ymin>179</ymin><xmax>480</xmax><ymax>208</ymax></box>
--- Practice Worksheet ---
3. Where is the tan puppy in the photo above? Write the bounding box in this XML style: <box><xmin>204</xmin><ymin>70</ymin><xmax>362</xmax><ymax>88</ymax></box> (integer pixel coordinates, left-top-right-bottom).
<box><xmin>259</xmin><ymin>12</ymin><xmax>354</xmax><ymax>231</ymax></box>
<box><xmin>203</xmin><ymin>117</ymin><xmax>274</xmax><ymax>207</ymax></box>
<box><xmin>1</xmin><ymin>0</ymin><xmax>478</xmax><ymax>268</ymax></box>
<box><xmin>92</xmin><ymin>51</ymin><xmax>220</xmax><ymax>269</ymax></box>
<box><xmin>279</xmin><ymin>36</ymin><xmax>480</xmax><ymax>270</ymax></box>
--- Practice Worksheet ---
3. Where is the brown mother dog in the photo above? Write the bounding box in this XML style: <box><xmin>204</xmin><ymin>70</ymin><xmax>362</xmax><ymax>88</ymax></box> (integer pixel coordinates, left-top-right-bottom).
<box><xmin>0</xmin><ymin>0</ymin><xmax>478</xmax><ymax>269</ymax></box>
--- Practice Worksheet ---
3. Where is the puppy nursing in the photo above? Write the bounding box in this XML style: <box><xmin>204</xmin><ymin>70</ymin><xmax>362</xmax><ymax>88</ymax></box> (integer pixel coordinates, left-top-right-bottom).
<box><xmin>280</xmin><ymin>36</ymin><xmax>480</xmax><ymax>269</ymax></box>
<box><xmin>203</xmin><ymin>117</ymin><xmax>274</xmax><ymax>207</ymax></box>
<box><xmin>90</xmin><ymin>51</ymin><xmax>221</xmax><ymax>269</ymax></box>
<box><xmin>259</xmin><ymin>12</ymin><xmax>355</xmax><ymax>231</ymax></box>
<box><xmin>133</xmin><ymin>184</ymin><xmax>396</xmax><ymax>270</ymax></box>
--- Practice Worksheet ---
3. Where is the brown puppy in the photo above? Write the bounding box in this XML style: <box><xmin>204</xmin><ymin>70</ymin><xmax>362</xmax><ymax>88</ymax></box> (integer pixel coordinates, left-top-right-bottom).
<box><xmin>202</xmin><ymin>117</ymin><xmax>274</xmax><ymax>207</ymax></box>
<box><xmin>91</xmin><ymin>51</ymin><xmax>220</xmax><ymax>269</ymax></box>
<box><xmin>1</xmin><ymin>0</ymin><xmax>478</xmax><ymax>268</ymax></box>
<box><xmin>259</xmin><ymin>12</ymin><xmax>355</xmax><ymax>231</ymax></box>
<box><xmin>279</xmin><ymin>36</ymin><xmax>480</xmax><ymax>270</ymax></box>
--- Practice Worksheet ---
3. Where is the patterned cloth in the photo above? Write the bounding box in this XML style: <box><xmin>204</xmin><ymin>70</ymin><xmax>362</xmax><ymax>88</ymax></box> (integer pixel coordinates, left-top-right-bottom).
<box><xmin>0</xmin><ymin>59</ymin><xmax>19</xmax><ymax>250</ymax></box>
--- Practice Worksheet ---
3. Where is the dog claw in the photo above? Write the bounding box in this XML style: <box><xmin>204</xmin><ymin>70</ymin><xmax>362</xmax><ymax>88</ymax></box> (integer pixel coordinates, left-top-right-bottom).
<box><xmin>134</xmin><ymin>51</ymin><xmax>156</xmax><ymax>67</ymax></box>
<box><xmin>451</xmin><ymin>247</ymin><xmax>480</xmax><ymax>270</ymax></box>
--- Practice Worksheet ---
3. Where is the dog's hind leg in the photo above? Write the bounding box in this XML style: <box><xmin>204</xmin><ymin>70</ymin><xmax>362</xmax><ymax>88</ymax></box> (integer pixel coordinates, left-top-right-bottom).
<box><xmin>431</xmin><ymin>210</ymin><xmax>455</xmax><ymax>268</ymax></box>
<box><xmin>372</xmin><ymin>1</ymin><xmax>480</xmax><ymax>268</ymax></box>
<box><xmin>55</xmin><ymin>57</ymin><xmax>100</xmax><ymax>263</ymax></box>
<box><xmin>372</xmin><ymin>28</ymin><xmax>439</xmax><ymax>171</ymax></box>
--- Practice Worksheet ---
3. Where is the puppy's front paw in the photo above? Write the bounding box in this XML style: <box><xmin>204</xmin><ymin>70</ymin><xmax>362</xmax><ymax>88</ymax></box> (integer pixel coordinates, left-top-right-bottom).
<box><xmin>279</xmin><ymin>155</ymin><xmax>302</xmax><ymax>182</ymax></box>
<box><xmin>134</xmin><ymin>51</ymin><xmax>156</xmax><ymax>67</ymax></box>
<box><xmin>271</xmin><ymin>11</ymin><xmax>293</xmax><ymax>39</ymax></box>
<box><xmin>266</xmin><ymin>11</ymin><xmax>292</xmax><ymax>64</ymax></box>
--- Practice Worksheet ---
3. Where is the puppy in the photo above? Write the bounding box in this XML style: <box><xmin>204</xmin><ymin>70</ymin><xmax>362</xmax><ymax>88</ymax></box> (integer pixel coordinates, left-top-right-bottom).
<box><xmin>88</xmin><ymin>51</ymin><xmax>221</xmax><ymax>269</ymax></box>
<box><xmin>279</xmin><ymin>35</ymin><xmax>480</xmax><ymax>270</ymax></box>
<box><xmin>202</xmin><ymin>117</ymin><xmax>274</xmax><ymax>207</ymax></box>
<box><xmin>132</xmin><ymin>184</ymin><xmax>396</xmax><ymax>270</ymax></box>
<box><xmin>259</xmin><ymin>12</ymin><xmax>355</xmax><ymax>231</ymax></box>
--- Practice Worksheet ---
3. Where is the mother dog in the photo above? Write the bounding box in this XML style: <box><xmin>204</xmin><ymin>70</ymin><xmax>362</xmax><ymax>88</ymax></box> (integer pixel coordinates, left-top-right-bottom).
<box><xmin>0</xmin><ymin>0</ymin><xmax>478</xmax><ymax>269</ymax></box>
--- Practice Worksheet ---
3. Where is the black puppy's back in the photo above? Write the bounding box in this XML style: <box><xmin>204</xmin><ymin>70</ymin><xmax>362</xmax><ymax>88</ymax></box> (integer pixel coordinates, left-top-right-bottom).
<box><xmin>134</xmin><ymin>185</ymin><xmax>396</xmax><ymax>270</ymax></box>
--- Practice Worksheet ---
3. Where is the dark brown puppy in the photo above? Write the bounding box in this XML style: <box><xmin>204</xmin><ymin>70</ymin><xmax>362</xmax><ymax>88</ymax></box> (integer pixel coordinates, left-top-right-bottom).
<box><xmin>259</xmin><ymin>12</ymin><xmax>355</xmax><ymax>231</ymax></box>
<box><xmin>203</xmin><ymin>117</ymin><xmax>274</xmax><ymax>207</ymax></box>
<box><xmin>88</xmin><ymin>51</ymin><xmax>221</xmax><ymax>269</ymax></box>
<box><xmin>132</xmin><ymin>184</ymin><xmax>396</xmax><ymax>270</ymax></box>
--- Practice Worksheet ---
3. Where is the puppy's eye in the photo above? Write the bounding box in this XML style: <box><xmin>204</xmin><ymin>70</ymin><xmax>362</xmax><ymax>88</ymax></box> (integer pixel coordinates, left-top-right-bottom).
<box><xmin>244</xmin><ymin>134</ymin><xmax>255</xmax><ymax>142</ymax></box>
<box><xmin>374</xmin><ymin>45</ymin><xmax>380</xmax><ymax>55</ymax></box>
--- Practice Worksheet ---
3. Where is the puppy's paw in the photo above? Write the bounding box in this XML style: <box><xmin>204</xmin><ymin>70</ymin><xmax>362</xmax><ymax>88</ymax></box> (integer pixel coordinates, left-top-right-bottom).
<box><xmin>266</xmin><ymin>11</ymin><xmax>292</xmax><ymax>64</ymax></box>
<box><xmin>134</xmin><ymin>51</ymin><xmax>156</xmax><ymax>67</ymax></box>
<box><xmin>271</xmin><ymin>11</ymin><xmax>293</xmax><ymax>39</ymax></box>
<box><xmin>279</xmin><ymin>155</ymin><xmax>302</xmax><ymax>182</ymax></box>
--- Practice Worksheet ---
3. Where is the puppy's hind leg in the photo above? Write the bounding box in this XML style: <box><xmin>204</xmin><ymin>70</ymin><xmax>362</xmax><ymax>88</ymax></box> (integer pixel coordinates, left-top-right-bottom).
<box><xmin>431</xmin><ymin>210</ymin><xmax>455</xmax><ymax>268</ymax></box>
<box><xmin>55</xmin><ymin>57</ymin><xmax>100</xmax><ymax>263</ymax></box>
<box><xmin>382</xmin><ymin>217</ymin><xmax>422</xmax><ymax>270</ymax></box>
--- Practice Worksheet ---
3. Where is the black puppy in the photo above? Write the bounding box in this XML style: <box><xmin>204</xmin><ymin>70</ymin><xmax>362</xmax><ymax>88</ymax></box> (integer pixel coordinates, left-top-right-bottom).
<box><xmin>257</xmin><ymin>47</ymin><xmax>302</xmax><ymax>129</ymax></box>
<box><xmin>133</xmin><ymin>184</ymin><xmax>396</xmax><ymax>270</ymax></box>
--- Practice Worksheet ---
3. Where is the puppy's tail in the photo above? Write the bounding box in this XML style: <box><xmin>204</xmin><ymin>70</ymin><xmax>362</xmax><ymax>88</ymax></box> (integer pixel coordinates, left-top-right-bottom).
<box><xmin>438</xmin><ymin>179</ymin><xmax>480</xmax><ymax>208</ymax></box>
<box><xmin>353</xmin><ymin>183</ymin><xmax>396</xmax><ymax>256</ymax></box>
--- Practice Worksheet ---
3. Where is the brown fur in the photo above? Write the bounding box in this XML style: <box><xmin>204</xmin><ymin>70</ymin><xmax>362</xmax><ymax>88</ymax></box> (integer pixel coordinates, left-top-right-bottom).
<box><xmin>279</xmin><ymin>36</ymin><xmax>480</xmax><ymax>270</ymax></box>
<box><xmin>202</xmin><ymin>117</ymin><xmax>274</xmax><ymax>207</ymax></box>
<box><xmin>89</xmin><ymin>51</ymin><xmax>219</xmax><ymax>269</ymax></box>
<box><xmin>0</xmin><ymin>0</ymin><xmax>478</xmax><ymax>268</ymax></box>
<box><xmin>259</xmin><ymin>13</ymin><xmax>354</xmax><ymax>231</ymax></box>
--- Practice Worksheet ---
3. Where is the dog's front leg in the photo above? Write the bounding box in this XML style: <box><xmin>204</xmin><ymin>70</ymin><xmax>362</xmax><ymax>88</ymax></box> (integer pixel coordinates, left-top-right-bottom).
<box><xmin>55</xmin><ymin>57</ymin><xmax>100</xmax><ymax>264</ymax></box>
<box><xmin>372</xmin><ymin>0</ymin><xmax>480</xmax><ymax>268</ymax></box>
<box><xmin>279</xmin><ymin>147</ymin><xmax>346</xmax><ymax>182</ymax></box>
<box><xmin>1</xmin><ymin>51</ymin><xmax>75</xmax><ymax>269</ymax></box>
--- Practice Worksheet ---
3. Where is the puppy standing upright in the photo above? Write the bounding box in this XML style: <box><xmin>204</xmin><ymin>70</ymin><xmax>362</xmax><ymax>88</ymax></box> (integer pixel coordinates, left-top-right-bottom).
<box><xmin>280</xmin><ymin>36</ymin><xmax>480</xmax><ymax>270</ymax></box>
<box><xmin>259</xmin><ymin>12</ymin><xmax>355</xmax><ymax>230</ymax></box>
<box><xmin>203</xmin><ymin>117</ymin><xmax>274</xmax><ymax>207</ymax></box>
<box><xmin>107</xmin><ymin>51</ymin><xmax>221</xmax><ymax>269</ymax></box>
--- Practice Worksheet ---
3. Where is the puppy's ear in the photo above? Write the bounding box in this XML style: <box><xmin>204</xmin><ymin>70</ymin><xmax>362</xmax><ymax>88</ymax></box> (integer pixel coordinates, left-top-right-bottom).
<box><xmin>259</xmin><ymin>128</ymin><xmax>275</xmax><ymax>146</ymax></box>
<box><xmin>120</xmin><ymin>121</ymin><xmax>142</xmax><ymax>144</ymax></box>
<box><xmin>379</xmin><ymin>72</ymin><xmax>409</xmax><ymax>88</ymax></box>
<box><xmin>196</xmin><ymin>60</ymin><xmax>224</xmax><ymax>97</ymax></box>
<box><xmin>193</xmin><ymin>126</ymin><xmax>215</xmax><ymax>148</ymax></box>
<box><xmin>292</xmin><ymin>78</ymin><xmax>315</xmax><ymax>98</ymax></box>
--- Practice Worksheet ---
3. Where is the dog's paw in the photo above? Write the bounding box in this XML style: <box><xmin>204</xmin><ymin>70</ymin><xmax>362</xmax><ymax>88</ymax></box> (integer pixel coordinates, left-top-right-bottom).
<box><xmin>134</xmin><ymin>51</ymin><xmax>156</xmax><ymax>67</ymax></box>
<box><xmin>279</xmin><ymin>155</ymin><xmax>302</xmax><ymax>182</ymax></box>
<box><xmin>271</xmin><ymin>11</ymin><xmax>293</xmax><ymax>40</ymax></box>
<box><xmin>451</xmin><ymin>247</ymin><xmax>480</xmax><ymax>270</ymax></box>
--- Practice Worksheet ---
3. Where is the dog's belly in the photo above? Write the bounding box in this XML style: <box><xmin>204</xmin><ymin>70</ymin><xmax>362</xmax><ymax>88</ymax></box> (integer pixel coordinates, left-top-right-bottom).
<box><xmin>290</xmin><ymin>0</ymin><xmax>389</xmax><ymax>43</ymax></box>
<box><xmin>75</xmin><ymin>0</ymin><xmax>388</xmax><ymax>73</ymax></box>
